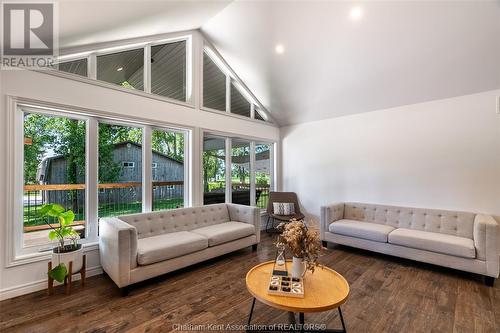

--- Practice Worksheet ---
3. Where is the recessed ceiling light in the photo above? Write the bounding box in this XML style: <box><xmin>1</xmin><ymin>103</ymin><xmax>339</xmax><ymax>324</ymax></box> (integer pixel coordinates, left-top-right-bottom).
<box><xmin>117</xmin><ymin>67</ymin><xmax>123</xmax><ymax>71</ymax></box>
<box><xmin>275</xmin><ymin>44</ymin><xmax>285</xmax><ymax>54</ymax></box>
<box><xmin>350</xmin><ymin>6</ymin><xmax>363</xmax><ymax>20</ymax></box>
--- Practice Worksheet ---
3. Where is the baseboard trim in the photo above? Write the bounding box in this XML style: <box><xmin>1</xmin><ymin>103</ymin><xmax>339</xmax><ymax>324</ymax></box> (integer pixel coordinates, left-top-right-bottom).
<box><xmin>0</xmin><ymin>266</ymin><xmax>103</xmax><ymax>301</ymax></box>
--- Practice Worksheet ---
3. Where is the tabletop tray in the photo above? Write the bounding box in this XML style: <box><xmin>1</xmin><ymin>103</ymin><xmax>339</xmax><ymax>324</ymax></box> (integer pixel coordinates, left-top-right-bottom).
<box><xmin>267</xmin><ymin>275</ymin><xmax>304</xmax><ymax>298</ymax></box>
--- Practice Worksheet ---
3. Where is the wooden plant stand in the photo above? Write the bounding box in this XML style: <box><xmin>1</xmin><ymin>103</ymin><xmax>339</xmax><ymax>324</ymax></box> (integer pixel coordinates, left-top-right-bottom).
<box><xmin>48</xmin><ymin>254</ymin><xmax>86</xmax><ymax>295</ymax></box>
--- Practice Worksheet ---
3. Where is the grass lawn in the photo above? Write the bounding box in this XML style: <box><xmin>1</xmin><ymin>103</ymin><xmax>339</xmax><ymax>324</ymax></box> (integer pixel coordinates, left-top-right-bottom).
<box><xmin>24</xmin><ymin>198</ymin><xmax>184</xmax><ymax>227</ymax></box>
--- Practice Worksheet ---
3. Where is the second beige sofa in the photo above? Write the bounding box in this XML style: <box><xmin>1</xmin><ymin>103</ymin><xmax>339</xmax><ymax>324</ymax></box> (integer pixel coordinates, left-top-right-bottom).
<box><xmin>321</xmin><ymin>202</ymin><xmax>499</xmax><ymax>286</ymax></box>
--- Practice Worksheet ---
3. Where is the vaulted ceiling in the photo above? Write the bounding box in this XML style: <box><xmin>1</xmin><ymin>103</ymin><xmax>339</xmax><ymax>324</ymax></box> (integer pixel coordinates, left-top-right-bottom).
<box><xmin>58</xmin><ymin>1</ymin><xmax>500</xmax><ymax>126</ymax></box>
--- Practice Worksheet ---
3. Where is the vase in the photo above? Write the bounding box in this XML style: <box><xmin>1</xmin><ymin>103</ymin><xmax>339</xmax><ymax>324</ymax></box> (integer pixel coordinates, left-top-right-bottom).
<box><xmin>291</xmin><ymin>256</ymin><xmax>306</xmax><ymax>278</ymax></box>
<box><xmin>52</xmin><ymin>244</ymin><xmax>83</xmax><ymax>273</ymax></box>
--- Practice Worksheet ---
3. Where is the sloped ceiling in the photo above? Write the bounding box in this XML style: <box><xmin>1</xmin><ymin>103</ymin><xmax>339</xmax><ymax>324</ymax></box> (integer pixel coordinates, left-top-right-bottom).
<box><xmin>59</xmin><ymin>1</ymin><xmax>231</xmax><ymax>48</ymax></box>
<box><xmin>57</xmin><ymin>1</ymin><xmax>500</xmax><ymax>127</ymax></box>
<box><xmin>202</xmin><ymin>1</ymin><xmax>500</xmax><ymax>126</ymax></box>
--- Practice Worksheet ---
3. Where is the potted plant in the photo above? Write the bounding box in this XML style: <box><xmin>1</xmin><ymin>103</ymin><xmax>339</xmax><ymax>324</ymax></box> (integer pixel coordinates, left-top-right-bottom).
<box><xmin>277</xmin><ymin>219</ymin><xmax>322</xmax><ymax>278</ymax></box>
<box><xmin>39</xmin><ymin>204</ymin><xmax>82</xmax><ymax>283</ymax></box>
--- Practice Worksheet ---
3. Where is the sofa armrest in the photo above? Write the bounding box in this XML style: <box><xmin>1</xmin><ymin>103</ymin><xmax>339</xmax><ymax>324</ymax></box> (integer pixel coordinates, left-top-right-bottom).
<box><xmin>226</xmin><ymin>203</ymin><xmax>261</xmax><ymax>243</ymax></box>
<box><xmin>99</xmin><ymin>217</ymin><xmax>138</xmax><ymax>288</ymax></box>
<box><xmin>473</xmin><ymin>214</ymin><xmax>499</xmax><ymax>277</ymax></box>
<box><xmin>320</xmin><ymin>203</ymin><xmax>345</xmax><ymax>240</ymax></box>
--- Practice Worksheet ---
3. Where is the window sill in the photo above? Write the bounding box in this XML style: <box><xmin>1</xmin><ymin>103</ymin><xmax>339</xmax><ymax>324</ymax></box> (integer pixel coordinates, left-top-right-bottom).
<box><xmin>5</xmin><ymin>242</ymin><xmax>99</xmax><ymax>268</ymax></box>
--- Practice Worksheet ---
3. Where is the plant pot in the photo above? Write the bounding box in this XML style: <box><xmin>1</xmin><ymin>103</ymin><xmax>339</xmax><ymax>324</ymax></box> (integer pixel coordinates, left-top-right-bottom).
<box><xmin>52</xmin><ymin>244</ymin><xmax>83</xmax><ymax>273</ymax></box>
<box><xmin>291</xmin><ymin>256</ymin><xmax>306</xmax><ymax>279</ymax></box>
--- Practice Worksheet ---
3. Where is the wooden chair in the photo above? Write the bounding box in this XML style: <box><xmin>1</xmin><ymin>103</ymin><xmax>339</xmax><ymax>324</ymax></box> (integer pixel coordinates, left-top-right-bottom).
<box><xmin>266</xmin><ymin>192</ymin><xmax>305</xmax><ymax>232</ymax></box>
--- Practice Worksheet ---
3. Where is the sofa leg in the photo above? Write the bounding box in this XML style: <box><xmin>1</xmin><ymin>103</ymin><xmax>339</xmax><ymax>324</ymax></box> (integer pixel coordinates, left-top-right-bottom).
<box><xmin>252</xmin><ymin>244</ymin><xmax>258</xmax><ymax>251</ymax></box>
<box><xmin>120</xmin><ymin>286</ymin><xmax>130</xmax><ymax>297</ymax></box>
<box><xmin>322</xmin><ymin>241</ymin><xmax>328</xmax><ymax>248</ymax></box>
<box><xmin>485</xmin><ymin>276</ymin><xmax>495</xmax><ymax>287</ymax></box>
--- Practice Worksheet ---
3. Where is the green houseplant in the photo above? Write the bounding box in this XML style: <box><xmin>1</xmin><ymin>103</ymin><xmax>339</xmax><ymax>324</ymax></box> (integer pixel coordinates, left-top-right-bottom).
<box><xmin>39</xmin><ymin>204</ymin><xmax>82</xmax><ymax>283</ymax></box>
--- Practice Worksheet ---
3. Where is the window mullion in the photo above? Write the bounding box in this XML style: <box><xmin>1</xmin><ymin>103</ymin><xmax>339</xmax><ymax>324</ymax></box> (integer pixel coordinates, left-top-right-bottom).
<box><xmin>226</xmin><ymin>75</ymin><xmax>231</xmax><ymax>113</ymax></box>
<box><xmin>86</xmin><ymin>118</ymin><xmax>98</xmax><ymax>242</ymax></box>
<box><xmin>143</xmin><ymin>125</ymin><xmax>153</xmax><ymax>212</ymax></box>
<box><xmin>225</xmin><ymin>137</ymin><xmax>232</xmax><ymax>203</ymax></box>
<box><xmin>250</xmin><ymin>141</ymin><xmax>256</xmax><ymax>206</ymax></box>
<box><xmin>144</xmin><ymin>45</ymin><xmax>151</xmax><ymax>94</ymax></box>
<box><xmin>88</xmin><ymin>54</ymin><xmax>97</xmax><ymax>80</ymax></box>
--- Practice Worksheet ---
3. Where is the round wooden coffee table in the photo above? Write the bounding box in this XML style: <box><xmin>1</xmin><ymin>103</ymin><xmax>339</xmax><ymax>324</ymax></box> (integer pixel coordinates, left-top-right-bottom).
<box><xmin>245</xmin><ymin>261</ymin><xmax>349</xmax><ymax>332</ymax></box>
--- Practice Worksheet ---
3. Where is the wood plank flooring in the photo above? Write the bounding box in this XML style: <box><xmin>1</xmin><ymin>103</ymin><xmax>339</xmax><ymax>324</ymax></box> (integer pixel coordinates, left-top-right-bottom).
<box><xmin>0</xmin><ymin>232</ymin><xmax>498</xmax><ymax>333</ymax></box>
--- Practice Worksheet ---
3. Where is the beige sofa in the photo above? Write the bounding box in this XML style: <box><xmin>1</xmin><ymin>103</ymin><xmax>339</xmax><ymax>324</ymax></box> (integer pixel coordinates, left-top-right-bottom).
<box><xmin>99</xmin><ymin>203</ymin><xmax>260</xmax><ymax>293</ymax></box>
<box><xmin>321</xmin><ymin>202</ymin><xmax>499</xmax><ymax>286</ymax></box>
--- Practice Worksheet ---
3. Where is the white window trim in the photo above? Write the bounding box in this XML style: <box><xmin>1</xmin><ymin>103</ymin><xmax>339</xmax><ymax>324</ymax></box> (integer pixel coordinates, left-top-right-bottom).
<box><xmin>123</xmin><ymin>162</ymin><xmax>135</xmax><ymax>168</ymax></box>
<box><xmin>51</xmin><ymin>35</ymin><xmax>193</xmax><ymax>105</ymax></box>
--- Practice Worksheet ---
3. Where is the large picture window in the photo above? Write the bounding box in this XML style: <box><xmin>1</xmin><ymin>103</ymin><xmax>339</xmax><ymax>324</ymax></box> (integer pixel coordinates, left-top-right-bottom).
<box><xmin>23</xmin><ymin>112</ymin><xmax>87</xmax><ymax>248</ymax></box>
<box><xmin>255</xmin><ymin>143</ymin><xmax>272</xmax><ymax>209</ymax></box>
<box><xmin>152</xmin><ymin>128</ymin><xmax>185</xmax><ymax>210</ymax></box>
<box><xmin>231</xmin><ymin>139</ymin><xmax>251</xmax><ymax>205</ymax></box>
<box><xmin>203</xmin><ymin>135</ymin><xmax>226</xmax><ymax>204</ymax></box>
<box><xmin>203</xmin><ymin>132</ymin><xmax>275</xmax><ymax>209</ymax></box>
<box><xmin>97</xmin><ymin>123</ymin><xmax>143</xmax><ymax>218</ymax></box>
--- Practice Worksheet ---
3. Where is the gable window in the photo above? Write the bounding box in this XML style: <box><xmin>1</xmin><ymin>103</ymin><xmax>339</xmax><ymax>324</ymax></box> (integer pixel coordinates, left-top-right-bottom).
<box><xmin>203</xmin><ymin>51</ymin><xmax>226</xmax><ymax>112</ymax></box>
<box><xmin>52</xmin><ymin>58</ymin><xmax>88</xmax><ymax>77</ymax></box>
<box><xmin>123</xmin><ymin>162</ymin><xmax>135</xmax><ymax>168</ymax></box>
<box><xmin>152</xmin><ymin>162</ymin><xmax>158</xmax><ymax>169</ymax></box>
<box><xmin>97</xmin><ymin>48</ymin><xmax>145</xmax><ymax>90</ymax></box>
<box><xmin>230</xmin><ymin>81</ymin><xmax>251</xmax><ymax>118</ymax></box>
<box><xmin>151</xmin><ymin>41</ymin><xmax>187</xmax><ymax>101</ymax></box>
<box><xmin>254</xmin><ymin>108</ymin><xmax>266</xmax><ymax>121</ymax></box>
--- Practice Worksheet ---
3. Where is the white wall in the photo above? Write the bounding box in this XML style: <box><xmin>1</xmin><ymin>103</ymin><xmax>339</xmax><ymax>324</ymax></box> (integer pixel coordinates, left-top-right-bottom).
<box><xmin>281</xmin><ymin>90</ymin><xmax>500</xmax><ymax>225</ymax></box>
<box><xmin>0</xmin><ymin>69</ymin><xmax>279</xmax><ymax>300</ymax></box>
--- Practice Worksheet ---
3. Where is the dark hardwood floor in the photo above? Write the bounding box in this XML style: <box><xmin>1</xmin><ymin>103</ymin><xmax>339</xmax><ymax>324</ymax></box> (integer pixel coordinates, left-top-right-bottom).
<box><xmin>1</xmin><ymin>232</ymin><xmax>499</xmax><ymax>333</ymax></box>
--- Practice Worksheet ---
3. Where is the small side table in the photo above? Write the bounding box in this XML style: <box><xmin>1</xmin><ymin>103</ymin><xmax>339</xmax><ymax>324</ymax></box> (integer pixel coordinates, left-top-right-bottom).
<box><xmin>246</xmin><ymin>260</ymin><xmax>349</xmax><ymax>332</ymax></box>
<box><xmin>48</xmin><ymin>254</ymin><xmax>86</xmax><ymax>295</ymax></box>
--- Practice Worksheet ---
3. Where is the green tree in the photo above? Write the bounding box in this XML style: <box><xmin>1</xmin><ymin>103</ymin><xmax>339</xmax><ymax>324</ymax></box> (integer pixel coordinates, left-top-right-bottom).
<box><xmin>23</xmin><ymin>113</ymin><xmax>56</xmax><ymax>184</ymax></box>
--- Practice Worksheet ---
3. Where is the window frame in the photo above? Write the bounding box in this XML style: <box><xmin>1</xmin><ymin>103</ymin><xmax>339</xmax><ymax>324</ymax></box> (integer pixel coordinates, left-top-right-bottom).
<box><xmin>201</xmin><ymin>129</ymin><xmax>276</xmax><ymax>210</ymax></box>
<box><xmin>200</xmin><ymin>45</ymin><xmax>272</xmax><ymax>124</ymax></box>
<box><xmin>150</xmin><ymin>126</ymin><xmax>190</xmax><ymax>212</ymax></box>
<box><xmin>54</xmin><ymin>35</ymin><xmax>193</xmax><ymax>106</ymax></box>
<box><xmin>5</xmin><ymin>98</ymin><xmax>193</xmax><ymax>267</ymax></box>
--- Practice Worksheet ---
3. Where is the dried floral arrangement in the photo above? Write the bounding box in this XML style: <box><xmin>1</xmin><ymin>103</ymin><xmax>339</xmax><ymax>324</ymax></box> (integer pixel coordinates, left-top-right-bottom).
<box><xmin>277</xmin><ymin>219</ymin><xmax>322</xmax><ymax>273</ymax></box>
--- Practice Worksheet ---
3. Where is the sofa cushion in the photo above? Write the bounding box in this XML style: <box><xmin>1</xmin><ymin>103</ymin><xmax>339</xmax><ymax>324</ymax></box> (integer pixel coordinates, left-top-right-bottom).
<box><xmin>329</xmin><ymin>219</ymin><xmax>395</xmax><ymax>243</ymax></box>
<box><xmin>119</xmin><ymin>204</ymin><xmax>230</xmax><ymax>239</ymax></box>
<box><xmin>191</xmin><ymin>222</ymin><xmax>255</xmax><ymax>247</ymax></box>
<box><xmin>136</xmin><ymin>231</ymin><xmax>208</xmax><ymax>265</ymax></box>
<box><xmin>388</xmin><ymin>228</ymin><xmax>475</xmax><ymax>259</ymax></box>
